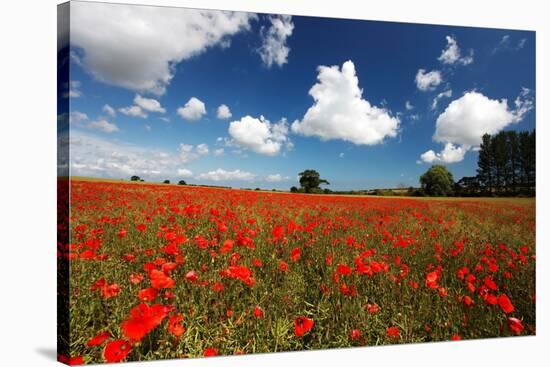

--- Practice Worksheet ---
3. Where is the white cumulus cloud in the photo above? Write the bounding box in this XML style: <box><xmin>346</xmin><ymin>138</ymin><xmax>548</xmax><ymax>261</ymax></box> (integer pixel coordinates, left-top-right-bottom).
<box><xmin>419</xmin><ymin>143</ymin><xmax>467</xmax><ymax>164</ymax></box>
<box><xmin>228</xmin><ymin>115</ymin><xmax>290</xmax><ymax>156</ymax></box>
<box><xmin>119</xmin><ymin>105</ymin><xmax>147</xmax><ymax>118</ymax></box>
<box><xmin>134</xmin><ymin>94</ymin><xmax>165</xmax><ymax>113</ymax></box>
<box><xmin>102</xmin><ymin>104</ymin><xmax>116</xmax><ymax>117</ymax></box>
<box><xmin>70</xmin><ymin>2</ymin><xmax>256</xmax><ymax>94</ymax></box>
<box><xmin>65</xmin><ymin>80</ymin><xmax>82</xmax><ymax>98</ymax></box>
<box><xmin>69</xmin><ymin>111</ymin><xmax>89</xmax><ymax>124</ymax></box>
<box><xmin>415</xmin><ymin>69</ymin><xmax>442</xmax><ymax>91</ymax></box>
<box><xmin>177</xmin><ymin>168</ymin><xmax>193</xmax><ymax>178</ymax></box>
<box><xmin>258</xmin><ymin>15</ymin><xmax>294</xmax><ymax>68</ymax></box>
<box><xmin>70</xmin><ymin>132</ymin><xmax>189</xmax><ymax>179</ymax></box>
<box><xmin>178</xmin><ymin>143</ymin><xmax>209</xmax><ymax>163</ymax></box>
<box><xmin>217</xmin><ymin>104</ymin><xmax>232</xmax><ymax>119</ymax></box>
<box><xmin>69</xmin><ymin>111</ymin><xmax>119</xmax><ymax>133</ymax></box>
<box><xmin>265</xmin><ymin>173</ymin><xmax>289</xmax><ymax>182</ymax></box>
<box><xmin>431</xmin><ymin>89</ymin><xmax>453</xmax><ymax>110</ymax></box>
<box><xmin>87</xmin><ymin>119</ymin><xmax>120</xmax><ymax>133</ymax></box>
<box><xmin>438</xmin><ymin>36</ymin><xmax>474</xmax><ymax>65</ymax></box>
<box><xmin>197</xmin><ymin>168</ymin><xmax>256</xmax><ymax>182</ymax></box>
<box><xmin>291</xmin><ymin>60</ymin><xmax>399</xmax><ymax>145</ymax></box>
<box><xmin>419</xmin><ymin>90</ymin><xmax>534</xmax><ymax>164</ymax></box>
<box><xmin>177</xmin><ymin>97</ymin><xmax>206</xmax><ymax>121</ymax></box>
<box><xmin>434</xmin><ymin>90</ymin><xmax>533</xmax><ymax>147</ymax></box>
<box><xmin>196</xmin><ymin>143</ymin><xmax>209</xmax><ymax>155</ymax></box>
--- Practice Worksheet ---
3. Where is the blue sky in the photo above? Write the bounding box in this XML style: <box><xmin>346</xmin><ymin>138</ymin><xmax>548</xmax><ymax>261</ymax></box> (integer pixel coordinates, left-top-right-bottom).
<box><xmin>64</xmin><ymin>1</ymin><xmax>535</xmax><ymax>190</ymax></box>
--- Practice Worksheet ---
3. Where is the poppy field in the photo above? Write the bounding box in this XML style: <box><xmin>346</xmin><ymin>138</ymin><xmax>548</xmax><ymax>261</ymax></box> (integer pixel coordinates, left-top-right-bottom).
<box><xmin>58</xmin><ymin>179</ymin><xmax>536</xmax><ymax>364</ymax></box>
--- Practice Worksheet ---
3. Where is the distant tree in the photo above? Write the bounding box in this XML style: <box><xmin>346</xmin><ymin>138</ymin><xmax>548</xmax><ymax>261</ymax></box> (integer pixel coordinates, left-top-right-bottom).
<box><xmin>492</xmin><ymin>132</ymin><xmax>508</xmax><ymax>195</ymax></box>
<box><xmin>163</xmin><ymin>179</ymin><xmax>170</xmax><ymax>184</ymax></box>
<box><xmin>477</xmin><ymin>133</ymin><xmax>494</xmax><ymax>194</ymax></box>
<box><xmin>178</xmin><ymin>180</ymin><xmax>187</xmax><ymax>185</ymax></box>
<box><xmin>298</xmin><ymin>169</ymin><xmax>329</xmax><ymax>193</ymax></box>
<box><xmin>420</xmin><ymin>165</ymin><xmax>454</xmax><ymax>196</ymax></box>
<box><xmin>455</xmin><ymin>176</ymin><xmax>480</xmax><ymax>196</ymax></box>
<box><xmin>519</xmin><ymin>130</ymin><xmax>535</xmax><ymax>194</ymax></box>
<box><xmin>323</xmin><ymin>188</ymin><xmax>332</xmax><ymax>194</ymax></box>
<box><xmin>139</xmin><ymin>179</ymin><xmax>145</xmax><ymax>182</ymax></box>
<box><xmin>130</xmin><ymin>175</ymin><xmax>141</xmax><ymax>182</ymax></box>
<box><xmin>505</xmin><ymin>130</ymin><xmax>520</xmax><ymax>194</ymax></box>
<box><xmin>476</xmin><ymin>130</ymin><xmax>535</xmax><ymax>196</ymax></box>
<box><xmin>290</xmin><ymin>186</ymin><xmax>299</xmax><ymax>193</ymax></box>
<box><xmin>255</xmin><ymin>187</ymin><xmax>261</xmax><ymax>191</ymax></box>
<box><xmin>407</xmin><ymin>187</ymin><xmax>425</xmax><ymax>197</ymax></box>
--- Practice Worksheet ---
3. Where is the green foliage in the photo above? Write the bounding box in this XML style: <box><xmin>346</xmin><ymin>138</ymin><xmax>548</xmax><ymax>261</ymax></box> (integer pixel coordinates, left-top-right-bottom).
<box><xmin>290</xmin><ymin>186</ymin><xmax>299</xmax><ymax>193</ymax></box>
<box><xmin>163</xmin><ymin>179</ymin><xmax>170</xmax><ymax>184</ymax></box>
<box><xmin>130</xmin><ymin>175</ymin><xmax>141</xmax><ymax>182</ymax></box>
<box><xmin>475</xmin><ymin>130</ymin><xmax>535</xmax><ymax>196</ymax></box>
<box><xmin>298</xmin><ymin>169</ymin><xmax>329</xmax><ymax>193</ymax></box>
<box><xmin>178</xmin><ymin>180</ymin><xmax>187</xmax><ymax>185</ymax></box>
<box><xmin>420</xmin><ymin>165</ymin><xmax>454</xmax><ymax>196</ymax></box>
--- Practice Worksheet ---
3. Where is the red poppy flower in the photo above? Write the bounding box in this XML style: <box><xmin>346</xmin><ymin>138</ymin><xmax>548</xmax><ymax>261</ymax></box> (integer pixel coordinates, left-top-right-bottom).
<box><xmin>129</xmin><ymin>273</ymin><xmax>144</xmax><ymax>285</ymax></box>
<box><xmin>294</xmin><ymin>316</ymin><xmax>314</xmax><ymax>337</ymax></box>
<box><xmin>386</xmin><ymin>326</ymin><xmax>400</xmax><ymax>339</ymax></box>
<box><xmin>103</xmin><ymin>340</ymin><xmax>132</xmax><ymax>363</ymax></box>
<box><xmin>138</xmin><ymin>287</ymin><xmax>158</xmax><ymax>302</ymax></box>
<box><xmin>497</xmin><ymin>294</ymin><xmax>515</xmax><ymax>314</ymax></box>
<box><xmin>203</xmin><ymin>347</ymin><xmax>218</xmax><ymax>357</ymax></box>
<box><xmin>122</xmin><ymin>253</ymin><xmax>136</xmax><ymax>262</ymax></box>
<box><xmin>101</xmin><ymin>283</ymin><xmax>121</xmax><ymax>299</ymax></box>
<box><xmin>290</xmin><ymin>247</ymin><xmax>301</xmax><ymax>262</ymax></box>
<box><xmin>161</xmin><ymin>262</ymin><xmax>177</xmax><ymax>273</ymax></box>
<box><xmin>219</xmin><ymin>265</ymin><xmax>256</xmax><ymax>287</ymax></box>
<box><xmin>351</xmin><ymin>329</ymin><xmax>361</xmax><ymax>340</ymax></box>
<box><xmin>279</xmin><ymin>260</ymin><xmax>289</xmax><ymax>273</ymax></box>
<box><xmin>451</xmin><ymin>334</ymin><xmax>461</xmax><ymax>341</ymax></box>
<box><xmin>59</xmin><ymin>355</ymin><xmax>84</xmax><ymax>365</ymax></box>
<box><xmin>149</xmin><ymin>269</ymin><xmax>175</xmax><ymax>289</ymax></box>
<box><xmin>507</xmin><ymin>317</ymin><xmax>524</xmax><ymax>335</ymax></box>
<box><xmin>117</xmin><ymin>229</ymin><xmax>127</xmax><ymax>239</ymax></box>
<box><xmin>425</xmin><ymin>271</ymin><xmax>439</xmax><ymax>289</ymax></box>
<box><xmin>337</xmin><ymin>264</ymin><xmax>352</xmax><ymax>276</ymax></box>
<box><xmin>90</xmin><ymin>277</ymin><xmax>106</xmax><ymax>291</ymax></box>
<box><xmin>252</xmin><ymin>258</ymin><xmax>263</xmax><ymax>267</ymax></box>
<box><xmin>185</xmin><ymin>270</ymin><xmax>198</xmax><ymax>282</ymax></box>
<box><xmin>167</xmin><ymin>314</ymin><xmax>185</xmax><ymax>337</ymax></box>
<box><xmin>272</xmin><ymin>225</ymin><xmax>284</xmax><ymax>240</ymax></box>
<box><xmin>485</xmin><ymin>293</ymin><xmax>498</xmax><ymax>306</ymax></box>
<box><xmin>462</xmin><ymin>295</ymin><xmax>473</xmax><ymax>307</ymax></box>
<box><xmin>86</xmin><ymin>331</ymin><xmax>111</xmax><ymax>347</ymax></box>
<box><xmin>366</xmin><ymin>303</ymin><xmax>380</xmax><ymax>314</ymax></box>
<box><xmin>136</xmin><ymin>223</ymin><xmax>147</xmax><ymax>232</ymax></box>
<box><xmin>211</xmin><ymin>281</ymin><xmax>224</xmax><ymax>292</ymax></box>
<box><xmin>220</xmin><ymin>239</ymin><xmax>234</xmax><ymax>254</ymax></box>
<box><xmin>484</xmin><ymin>277</ymin><xmax>498</xmax><ymax>291</ymax></box>
<box><xmin>121</xmin><ymin>303</ymin><xmax>169</xmax><ymax>341</ymax></box>
<box><xmin>253</xmin><ymin>305</ymin><xmax>264</xmax><ymax>318</ymax></box>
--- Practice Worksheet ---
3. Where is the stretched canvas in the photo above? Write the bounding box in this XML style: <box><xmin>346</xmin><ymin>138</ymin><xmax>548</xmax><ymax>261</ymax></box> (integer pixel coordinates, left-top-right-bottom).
<box><xmin>57</xmin><ymin>1</ymin><xmax>536</xmax><ymax>365</ymax></box>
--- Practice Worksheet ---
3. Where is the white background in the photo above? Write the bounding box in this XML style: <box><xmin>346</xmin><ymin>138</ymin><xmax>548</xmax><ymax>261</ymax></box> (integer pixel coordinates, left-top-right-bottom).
<box><xmin>0</xmin><ymin>0</ymin><xmax>547</xmax><ymax>366</ymax></box>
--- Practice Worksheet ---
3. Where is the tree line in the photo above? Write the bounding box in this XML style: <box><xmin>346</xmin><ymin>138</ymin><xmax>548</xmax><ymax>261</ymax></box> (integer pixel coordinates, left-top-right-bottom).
<box><xmin>457</xmin><ymin>129</ymin><xmax>535</xmax><ymax>196</ymax></box>
<box><xmin>289</xmin><ymin>130</ymin><xmax>535</xmax><ymax>197</ymax></box>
